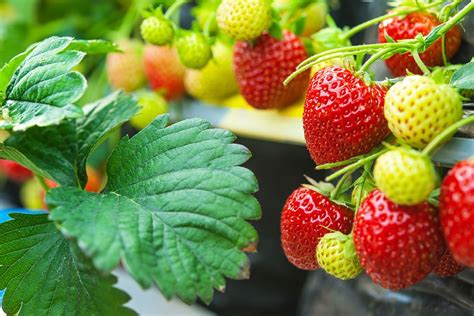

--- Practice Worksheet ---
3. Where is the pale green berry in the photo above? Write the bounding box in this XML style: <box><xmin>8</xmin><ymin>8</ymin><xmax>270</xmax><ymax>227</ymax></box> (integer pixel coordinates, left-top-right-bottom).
<box><xmin>374</xmin><ymin>148</ymin><xmax>437</xmax><ymax>205</ymax></box>
<box><xmin>140</xmin><ymin>16</ymin><xmax>174</xmax><ymax>46</ymax></box>
<box><xmin>316</xmin><ymin>232</ymin><xmax>362</xmax><ymax>280</ymax></box>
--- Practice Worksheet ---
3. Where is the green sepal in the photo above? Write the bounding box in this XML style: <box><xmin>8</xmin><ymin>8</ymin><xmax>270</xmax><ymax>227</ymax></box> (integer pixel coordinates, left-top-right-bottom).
<box><xmin>268</xmin><ymin>22</ymin><xmax>284</xmax><ymax>41</ymax></box>
<box><xmin>343</xmin><ymin>237</ymin><xmax>358</xmax><ymax>259</ymax></box>
<box><xmin>451</xmin><ymin>62</ymin><xmax>474</xmax><ymax>90</ymax></box>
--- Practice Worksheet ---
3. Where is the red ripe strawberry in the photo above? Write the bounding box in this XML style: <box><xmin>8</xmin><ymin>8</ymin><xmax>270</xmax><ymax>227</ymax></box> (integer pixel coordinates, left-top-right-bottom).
<box><xmin>280</xmin><ymin>187</ymin><xmax>353</xmax><ymax>270</ymax></box>
<box><xmin>303</xmin><ymin>66</ymin><xmax>389</xmax><ymax>165</ymax></box>
<box><xmin>143</xmin><ymin>45</ymin><xmax>186</xmax><ymax>100</ymax></box>
<box><xmin>433</xmin><ymin>249</ymin><xmax>465</xmax><ymax>277</ymax></box>
<box><xmin>353</xmin><ymin>189</ymin><xmax>444</xmax><ymax>290</ymax></box>
<box><xmin>378</xmin><ymin>12</ymin><xmax>461</xmax><ymax>76</ymax></box>
<box><xmin>439</xmin><ymin>160</ymin><xmax>474</xmax><ymax>268</ymax></box>
<box><xmin>233</xmin><ymin>30</ymin><xmax>310</xmax><ymax>109</ymax></box>
<box><xmin>0</xmin><ymin>160</ymin><xmax>33</xmax><ymax>182</ymax></box>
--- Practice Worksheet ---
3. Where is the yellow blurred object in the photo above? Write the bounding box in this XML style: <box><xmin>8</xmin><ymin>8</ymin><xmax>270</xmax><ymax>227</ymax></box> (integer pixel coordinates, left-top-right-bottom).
<box><xmin>184</xmin><ymin>41</ymin><xmax>238</xmax><ymax>103</ymax></box>
<box><xmin>222</xmin><ymin>94</ymin><xmax>303</xmax><ymax>118</ymax></box>
<box><xmin>20</xmin><ymin>178</ymin><xmax>44</xmax><ymax>210</ymax></box>
<box><xmin>0</xmin><ymin>3</ymin><xmax>16</xmax><ymax>20</ymax></box>
<box><xmin>277</xmin><ymin>100</ymin><xmax>304</xmax><ymax>118</ymax></box>
<box><xmin>130</xmin><ymin>91</ymin><xmax>169</xmax><ymax>130</ymax></box>
<box><xmin>0</xmin><ymin>129</ymin><xmax>10</xmax><ymax>143</ymax></box>
<box><xmin>222</xmin><ymin>94</ymin><xmax>254</xmax><ymax>110</ymax></box>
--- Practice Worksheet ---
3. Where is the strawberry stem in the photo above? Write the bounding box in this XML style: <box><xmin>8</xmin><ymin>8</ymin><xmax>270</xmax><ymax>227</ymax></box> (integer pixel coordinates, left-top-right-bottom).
<box><xmin>422</xmin><ymin>115</ymin><xmax>474</xmax><ymax>156</ymax></box>
<box><xmin>165</xmin><ymin>0</ymin><xmax>189</xmax><ymax>19</ymax></box>
<box><xmin>357</xmin><ymin>48</ymin><xmax>392</xmax><ymax>73</ymax></box>
<box><xmin>330</xmin><ymin>171</ymin><xmax>353</xmax><ymax>200</ymax></box>
<box><xmin>326</xmin><ymin>148</ymin><xmax>389</xmax><ymax>182</ymax></box>
<box><xmin>412</xmin><ymin>50</ymin><xmax>431</xmax><ymax>75</ymax></box>
<box><xmin>441</xmin><ymin>34</ymin><xmax>449</xmax><ymax>66</ymax></box>
<box><xmin>435</xmin><ymin>1</ymin><xmax>474</xmax><ymax>35</ymax></box>
<box><xmin>297</xmin><ymin>43</ymin><xmax>406</xmax><ymax>70</ymax></box>
<box><xmin>316</xmin><ymin>157</ymin><xmax>361</xmax><ymax>170</ymax></box>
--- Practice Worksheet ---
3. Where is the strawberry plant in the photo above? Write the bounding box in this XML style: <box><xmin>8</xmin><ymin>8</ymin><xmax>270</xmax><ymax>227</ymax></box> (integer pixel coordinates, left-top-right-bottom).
<box><xmin>280</xmin><ymin>0</ymin><xmax>474</xmax><ymax>290</ymax></box>
<box><xmin>0</xmin><ymin>36</ymin><xmax>261</xmax><ymax>315</ymax></box>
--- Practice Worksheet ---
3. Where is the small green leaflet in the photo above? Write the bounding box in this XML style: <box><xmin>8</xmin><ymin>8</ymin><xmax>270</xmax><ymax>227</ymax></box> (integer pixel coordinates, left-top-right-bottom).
<box><xmin>66</xmin><ymin>39</ymin><xmax>120</xmax><ymax>55</ymax></box>
<box><xmin>451</xmin><ymin>62</ymin><xmax>474</xmax><ymax>90</ymax></box>
<box><xmin>0</xmin><ymin>213</ymin><xmax>136</xmax><ymax>316</ymax></box>
<box><xmin>0</xmin><ymin>91</ymin><xmax>138</xmax><ymax>187</ymax></box>
<box><xmin>48</xmin><ymin>115</ymin><xmax>261</xmax><ymax>304</ymax></box>
<box><xmin>0</xmin><ymin>46</ymin><xmax>35</xmax><ymax>103</ymax></box>
<box><xmin>1</xmin><ymin>36</ymin><xmax>85</xmax><ymax>131</ymax></box>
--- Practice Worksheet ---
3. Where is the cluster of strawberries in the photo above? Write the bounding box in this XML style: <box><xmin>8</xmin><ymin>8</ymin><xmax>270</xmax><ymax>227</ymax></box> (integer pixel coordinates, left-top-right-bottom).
<box><xmin>279</xmin><ymin>1</ymin><xmax>474</xmax><ymax>291</ymax></box>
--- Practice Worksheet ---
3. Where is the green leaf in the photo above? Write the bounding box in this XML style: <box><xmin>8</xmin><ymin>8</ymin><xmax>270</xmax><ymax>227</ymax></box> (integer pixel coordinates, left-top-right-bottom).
<box><xmin>0</xmin><ymin>213</ymin><xmax>136</xmax><ymax>316</ymax></box>
<box><xmin>1</xmin><ymin>36</ymin><xmax>86</xmax><ymax>131</ymax></box>
<box><xmin>0</xmin><ymin>91</ymin><xmax>138</xmax><ymax>187</ymax></box>
<box><xmin>48</xmin><ymin>115</ymin><xmax>261</xmax><ymax>304</ymax></box>
<box><xmin>75</xmin><ymin>91</ymin><xmax>139</xmax><ymax>186</ymax></box>
<box><xmin>451</xmin><ymin>62</ymin><xmax>474</xmax><ymax>90</ymax></box>
<box><xmin>0</xmin><ymin>122</ymin><xmax>78</xmax><ymax>186</ymax></box>
<box><xmin>0</xmin><ymin>45</ymin><xmax>36</xmax><ymax>102</ymax></box>
<box><xmin>343</xmin><ymin>237</ymin><xmax>357</xmax><ymax>259</ymax></box>
<box><xmin>67</xmin><ymin>39</ymin><xmax>120</xmax><ymax>54</ymax></box>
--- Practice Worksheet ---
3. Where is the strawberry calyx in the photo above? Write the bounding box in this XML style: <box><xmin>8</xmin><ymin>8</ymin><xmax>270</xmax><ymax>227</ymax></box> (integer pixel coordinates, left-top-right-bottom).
<box><xmin>322</xmin><ymin>231</ymin><xmax>358</xmax><ymax>260</ymax></box>
<box><xmin>141</xmin><ymin>6</ymin><xmax>166</xmax><ymax>19</ymax></box>
<box><xmin>351</xmin><ymin>169</ymin><xmax>376</xmax><ymax>211</ymax></box>
<box><xmin>302</xmin><ymin>175</ymin><xmax>334</xmax><ymax>196</ymax></box>
<box><xmin>311</xmin><ymin>16</ymin><xmax>351</xmax><ymax>54</ymax></box>
<box><xmin>303</xmin><ymin>175</ymin><xmax>355</xmax><ymax>210</ymax></box>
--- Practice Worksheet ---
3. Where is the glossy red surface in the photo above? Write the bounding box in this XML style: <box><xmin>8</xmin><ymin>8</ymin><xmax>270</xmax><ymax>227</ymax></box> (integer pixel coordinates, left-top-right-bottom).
<box><xmin>440</xmin><ymin>160</ymin><xmax>474</xmax><ymax>268</ymax></box>
<box><xmin>233</xmin><ymin>30</ymin><xmax>310</xmax><ymax>109</ymax></box>
<box><xmin>280</xmin><ymin>187</ymin><xmax>353</xmax><ymax>270</ymax></box>
<box><xmin>353</xmin><ymin>190</ymin><xmax>444</xmax><ymax>290</ymax></box>
<box><xmin>303</xmin><ymin>66</ymin><xmax>388</xmax><ymax>165</ymax></box>
<box><xmin>378</xmin><ymin>12</ymin><xmax>461</xmax><ymax>77</ymax></box>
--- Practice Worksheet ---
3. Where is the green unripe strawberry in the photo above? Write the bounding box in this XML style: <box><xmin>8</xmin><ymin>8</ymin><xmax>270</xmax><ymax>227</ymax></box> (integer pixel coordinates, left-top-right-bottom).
<box><xmin>374</xmin><ymin>148</ymin><xmax>437</xmax><ymax>205</ymax></box>
<box><xmin>385</xmin><ymin>76</ymin><xmax>463</xmax><ymax>149</ymax></box>
<box><xmin>217</xmin><ymin>0</ymin><xmax>271</xmax><ymax>41</ymax></box>
<box><xmin>316</xmin><ymin>232</ymin><xmax>362</xmax><ymax>280</ymax></box>
<box><xmin>175</xmin><ymin>32</ymin><xmax>212</xmax><ymax>69</ymax></box>
<box><xmin>130</xmin><ymin>91</ymin><xmax>168</xmax><ymax>130</ymax></box>
<box><xmin>140</xmin><ymin>16</ymin><xmax>174</xmax><ymax>46</ymax></box>
<box><xmin>184</xmin><ymin>41</ymin><xmax>238</xmax><ymax>103</ymax></box>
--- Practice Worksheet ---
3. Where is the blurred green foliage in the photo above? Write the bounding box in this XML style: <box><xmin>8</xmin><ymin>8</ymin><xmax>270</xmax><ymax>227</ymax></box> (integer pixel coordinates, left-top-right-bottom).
<box><xmin>0</xmin><ymin>0</ymin><xmax>134</xmax><ymax>64</ymax></box>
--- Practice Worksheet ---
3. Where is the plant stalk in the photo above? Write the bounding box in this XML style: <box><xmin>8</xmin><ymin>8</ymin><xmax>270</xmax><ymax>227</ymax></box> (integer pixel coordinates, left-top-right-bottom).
<box><xmin>422</xmin><ymin>115</ymin><xmax>474</xmax><ymax>156</ymax></box>
<box><xmin>326</xmin><ymin>148</ymin><xmax>389</xmax><ymax>182</ymax></box>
